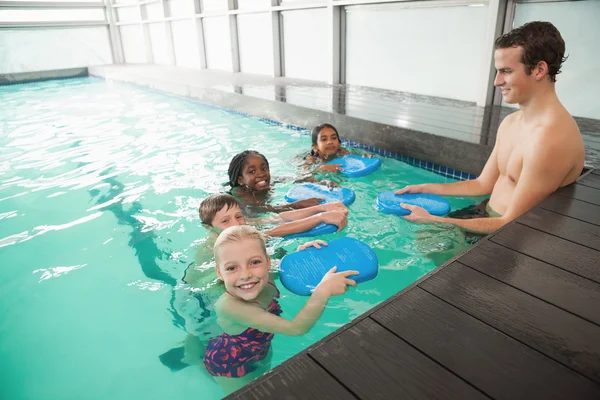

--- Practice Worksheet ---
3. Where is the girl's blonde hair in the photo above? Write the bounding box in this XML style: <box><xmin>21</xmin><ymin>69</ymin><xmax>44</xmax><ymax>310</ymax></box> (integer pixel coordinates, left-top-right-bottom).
<box><xmin>213</xmin><ymin>225</ymin><xmax>267</xmax><ymax>265</ymax></box>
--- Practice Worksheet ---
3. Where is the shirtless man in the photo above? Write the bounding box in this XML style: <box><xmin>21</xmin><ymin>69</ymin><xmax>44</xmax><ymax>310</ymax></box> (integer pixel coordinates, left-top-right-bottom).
<box><xmin>396</xmin><ymin>21</ymin><xmax>585</xmax><ymax>235</ymax></box>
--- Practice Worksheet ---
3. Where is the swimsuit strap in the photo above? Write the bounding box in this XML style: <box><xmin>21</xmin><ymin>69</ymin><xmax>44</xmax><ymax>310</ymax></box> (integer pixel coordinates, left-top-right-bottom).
<box><xmin>267</xmin><ymin>281</ymin><xmax>280</xmax><ymax>298</ymax></box>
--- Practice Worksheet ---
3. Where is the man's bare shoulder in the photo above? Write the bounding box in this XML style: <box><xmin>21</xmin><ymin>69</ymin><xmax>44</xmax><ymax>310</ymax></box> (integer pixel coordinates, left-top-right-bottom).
<box><xmin>553</xmin><ymin>108</ymin><xmax>580</xmax><ymax>136</ymax></box>
<box><xmin>496</xmin><ymin>110</ymin><xmax>521</xmax><ymax>135</ymax></box>
<box><xmin>535</xmin><ymin>108</ymin><xmax>581</xmax><ymax>147</ymax></box>
<box><xmin>529</xmin><ymin>109</ymin><xmax>584</xmax><ymax>184</ymax></box>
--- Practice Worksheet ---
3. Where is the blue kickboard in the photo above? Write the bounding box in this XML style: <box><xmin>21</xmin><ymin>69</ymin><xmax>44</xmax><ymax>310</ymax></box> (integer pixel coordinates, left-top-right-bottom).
<box><xmin>285</xmin><ymin>183</ymin><xmax>356</xmax><ymax>206</ymax></box>
<box><xmin>279</xmin><ymin>237</ymin><xmax>378</xmax><ymax>296</ymax></box>
<box><xmin>326</xmin><ymin>155</ymin><xmax>381</xmax><ymax>177</ymax></box>
<box><xmin>282</xmin><ymin>222</ymin><xmax>338</xmax><ymax>239</ymax></box>
<box><xmin>376</xmin><ymin>192</ymin><xmax>451</xmax><ymax>216</ymax></box>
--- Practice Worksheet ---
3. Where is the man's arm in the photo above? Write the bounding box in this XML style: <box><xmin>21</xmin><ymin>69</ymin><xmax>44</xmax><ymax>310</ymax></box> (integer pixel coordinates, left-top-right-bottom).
<box><xmin>396</xmin><ymin>144</ymin><xmax>500</xmax><ymax>197</ymax></box>
<box><xmin>405</xmin><ymin>129</ymin><xmax>568</xmax><ymax>233</ymax></box>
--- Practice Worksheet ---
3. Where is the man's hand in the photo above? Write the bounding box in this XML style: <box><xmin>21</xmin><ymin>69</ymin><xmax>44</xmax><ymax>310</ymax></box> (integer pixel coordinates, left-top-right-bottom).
<box><xmin>400</xmin><ymin>203</ymin><xmax>436</xmax><ymax>224</ymax></box>
<box><xmin>395</xmin><ymin>184</ymin><xmax>426</xmax><ymax>195</ymax></box>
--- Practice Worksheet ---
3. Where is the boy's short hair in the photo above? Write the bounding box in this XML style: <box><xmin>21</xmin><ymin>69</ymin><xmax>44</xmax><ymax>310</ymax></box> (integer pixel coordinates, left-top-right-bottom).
<box><xmin>495</xmin><ymin>21</ymin><xmax>567</xmax><ymax>83</ymax></box>
<box><xmin>213</xmin><ymin>225</ymin><xmax>267</xmax><ymax>265</ymax></box>
<box><xmin>199</xmin><ymin>194</ymin><xmax>241</xmax><ymax>226</ymax></box>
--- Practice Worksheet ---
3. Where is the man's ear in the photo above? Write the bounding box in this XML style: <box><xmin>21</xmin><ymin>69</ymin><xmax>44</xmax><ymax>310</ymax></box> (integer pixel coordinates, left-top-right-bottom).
<box><xmin>534</xmin><ymin>60</ymin><xmax>549</xmax><ymax>81</ymax></box>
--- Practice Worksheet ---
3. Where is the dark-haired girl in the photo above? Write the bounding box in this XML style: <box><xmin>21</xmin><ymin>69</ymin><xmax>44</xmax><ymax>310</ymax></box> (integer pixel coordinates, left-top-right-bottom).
<box><xmin>306</xmin><ymin>123</ymin><xmax>372</xmax><ymax>173</ymax></box>
<box><xmin>228</xmin><ymin>150</ymin><xmax>325</xmax><ymax>213</ymax></box>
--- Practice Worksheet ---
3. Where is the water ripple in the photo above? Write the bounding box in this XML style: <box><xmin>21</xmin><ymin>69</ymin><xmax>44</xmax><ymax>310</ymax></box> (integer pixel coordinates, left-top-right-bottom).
<box><xmin>33</xmin><ymin>264</ymin><xmax>87</xmax><ymax>283</ymax></box>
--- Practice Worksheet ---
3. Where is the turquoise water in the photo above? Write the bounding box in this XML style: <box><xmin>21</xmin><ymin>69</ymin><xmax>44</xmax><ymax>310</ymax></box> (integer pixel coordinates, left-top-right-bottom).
<box><xmin>0</xmin><ymin>78</ymin><xmax>480</xmax><ymax>399</ymax></box>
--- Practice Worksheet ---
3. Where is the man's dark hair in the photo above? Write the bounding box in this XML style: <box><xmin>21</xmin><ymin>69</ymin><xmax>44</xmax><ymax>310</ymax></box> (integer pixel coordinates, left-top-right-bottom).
<box><xmin>495</xmin><ymin>21</ymin><xmax>567</xmax><ymax>82</ymax></box>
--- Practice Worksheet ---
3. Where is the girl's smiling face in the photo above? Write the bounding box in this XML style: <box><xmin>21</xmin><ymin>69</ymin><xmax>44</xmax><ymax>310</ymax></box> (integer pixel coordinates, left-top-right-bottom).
<box><xmin>215</xmin><ymin>238</ymin><xmax>270</xmax><ymax>301</ymax></box>
<box><xmin>237</xmin><ymin>155</ymin><xmax>271</xmax><ymax>191</ymax></box>
<box><xmin>313</xmin><ymin>127</ymin><xmax>342</xmax><ymax>158</ymax></box>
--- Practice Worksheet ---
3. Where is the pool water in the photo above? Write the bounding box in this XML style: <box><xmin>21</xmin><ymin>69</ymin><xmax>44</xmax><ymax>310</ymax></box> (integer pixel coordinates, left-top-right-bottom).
<box><xmin>0</xmin><ymin>78</ymin><xmax>481</xmax><ymax>400</ymax></box>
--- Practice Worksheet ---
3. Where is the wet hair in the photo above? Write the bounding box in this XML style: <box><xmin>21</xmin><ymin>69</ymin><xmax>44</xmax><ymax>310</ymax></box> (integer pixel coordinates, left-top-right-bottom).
<box><xmin>199</xmin><ymin>193</ymin><xmax>241</xmax><ymax>226</ymax></box>
<box><xmin>495</xmin><ymin>21</ymin><xmax>567</xmax><ymax>83</ymax></box>
<box><xmin>227</xmin><ymin>150</ymin><xmax>269</xmax><ymax>187</ymax></box>
<box><xmin>310</xmin><ymin>124</ymin><xmax>341</xmax><ymax>157</ymax></box>
<box><xmin>213</xmin><ymin>225</ymin><xmax>267</xmax><ymax>266</ymax></box>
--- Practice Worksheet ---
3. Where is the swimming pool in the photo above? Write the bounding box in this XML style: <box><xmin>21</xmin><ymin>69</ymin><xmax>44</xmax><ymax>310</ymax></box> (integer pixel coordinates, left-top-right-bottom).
<box><xmin>0</xmin><ymin>77</ymin><xmax>482</xmax><ymax>399</ymax></box>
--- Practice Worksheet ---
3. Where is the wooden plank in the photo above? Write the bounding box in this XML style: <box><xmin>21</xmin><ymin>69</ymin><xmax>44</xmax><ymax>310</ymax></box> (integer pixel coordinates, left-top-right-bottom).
<box><xmin>420</xmin><ymin>262</ymin><xmax>600</xmax><ymax>384</ymax></box>
<box><xmin>229</xmin><ymin>355</ymin><xmax>356</xmax><ymax>400</ymax></box>
<box><xmin>577</xmin><ymin>173</ymin><xmax>600</xmax><ymax>190</ymax></box>
<box><xmin>310</xmin><ymin>318</ymin><xmax>488</xmax><ymax>400</ymax></box>
<box><xmin>517</xmin><ymin>208</ymin><xmax>600</xmax><ymax>252</ymax></box>
<box><xmin>540</xmin><ymin>194</ymin><xmax>600</xmax><ymax>226</ymax></box>
<box><xmin>458</xmin><ymin>240</ymin><xmax>600</xmax><ymax>325</ymax></box>
<box><xmin>491</xmin><ymin>223</ymin><xmax>600</xmax><ymax>284</ymax></box>
<box><xmin>555</xmin><ymin>183</ymin><xmax>600</xmax><ymax>206</ymax></box>
<box><xmin>372</xmin><ymin>287</ymin><xmax>600</xmax><ymax>400</ymax></box>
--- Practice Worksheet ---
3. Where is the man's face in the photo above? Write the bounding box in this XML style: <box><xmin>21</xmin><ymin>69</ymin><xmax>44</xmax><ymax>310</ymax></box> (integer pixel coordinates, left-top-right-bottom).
<box><xmin>494</xmin><ymin>46</ymin><xmax>537</xmax><ymax>104</ymax></box>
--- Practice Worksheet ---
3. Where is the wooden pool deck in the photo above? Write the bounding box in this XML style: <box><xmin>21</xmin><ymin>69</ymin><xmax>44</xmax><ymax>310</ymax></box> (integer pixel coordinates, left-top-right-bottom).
<box><xmin>228</xmin><ymin>169</ymin><xmax>600</xmax><ymax>400</ymax></box>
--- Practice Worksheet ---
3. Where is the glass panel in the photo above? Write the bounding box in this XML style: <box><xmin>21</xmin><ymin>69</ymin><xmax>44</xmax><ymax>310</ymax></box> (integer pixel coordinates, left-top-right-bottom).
<box><xmin>1</xmin><ymin>0</ymin><xmax>100</xmax><ymax>3</ymax></box>
<box><xmin>241</xmin><ymin>85</ymin><xmax>275</xmax><ymax>101</ymax></box>
<box><xmin>281</xmin><ymin>8</ymin><xmax>327</xmax><ymax>81</ymax></box>
<box><xmin>119</xmin><ymin>24</ymin><xmax>146</xmax><ymax>63</ymax></box>
<box><xmin>0</xmin><ymin>8</ymin><xmax>106</xmax><ymax>22</ymax></box>
<box><xmin>237</xmin><ymin>0</ymin><xmax>270</xmax><ymax>10</ymax></box>
<box><xmin>237</xmin><ymin>12</ymin><xmax>274</xmax><ymax>75</ymax></box>
<box><xmin>202</xmin><ymin>0</ymin><xmax>227</xmax><ymax>12</ymax></box>
<box><xmin>345</xmin><ymin>3</ymin><xmax>489</xmax><ymax>102</ymax></box>
<box><xmin>148</xmin><ymin>22</ymin><xmax>171</xmax><ymax>64</ymax></box>
<box><xmin>203</xmin><ymin>16</ymin><xmax>232</xmax><ymax>71</ymax></box>
<box><xmin>116</xmin><ymin>6</ymin><xmax>140</xmax><ymax>22</ymax></box>
<box><xmin>285</xmin><ymin>86</ymin><xmax>333</xmax><ymax>112</ymax></box>
<box><xmin>144</xmin><ymin>2</ymin><xmax>163</xmax><ymax>20</ymax></box>
<box><xmin>280</xmin><ymin>0</ymin><xmax>321</xmax><ymax>4</ymax></box>
<box><xmin>171</xmin><ymin>19</ymin><xmax>201</xmax><ymax>68</ymax></box>
<box><xmin>166</xmin><ymin>0</ymin><xmax>195</xmax><ymax>18</ymax></box>
<box><xmin>510</xmin><ymin>0</ymin><xmax>600</xmax><ymax>119</ymax></box>
<box><xmin>0</xmin><ymin>26</ymin><xmax>112</xmax><ymax>73</ymax></box>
